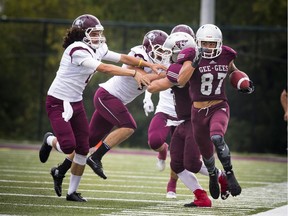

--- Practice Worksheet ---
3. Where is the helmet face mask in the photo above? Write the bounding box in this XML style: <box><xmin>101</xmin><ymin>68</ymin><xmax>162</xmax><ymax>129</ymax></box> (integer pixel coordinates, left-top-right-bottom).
<box><xmin>163</xmin><ymin>32</ymin><xmax>196</xmax><ymax>63</ymax></box>
<box><xmin>142</xmin><ymin>30</ymin><xmax>172</xmax><ymax>64</ymax></box>
<box><xmin>196</xmin><ymin>24</ymin><xmax>223</xmax><ymax>59</ymax></box>
<box><xmin>83</xmin><ymin>28</ymin><xmax>106</xmax><ymax>49</ymax></box>
<box><xmin>72</xmin><ymin>14</ymin><xmax>106</xmax><ymax>49</ymax></box>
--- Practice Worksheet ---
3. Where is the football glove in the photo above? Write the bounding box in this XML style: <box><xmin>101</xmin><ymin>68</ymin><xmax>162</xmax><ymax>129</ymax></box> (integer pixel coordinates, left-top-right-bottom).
<box><xmin>192</xmin><ymin>48</ymin><xmax>206</xmax><ymax>68</ymax></box>
<box><xmin>143</xmin><ymin>98</ymin><xmax>154</xmax><ymax>116</ymax></box>
<box><xmin>238</xmin><ymin>80</ymin><xmax>255</xmax><ymax>94</ymax></box>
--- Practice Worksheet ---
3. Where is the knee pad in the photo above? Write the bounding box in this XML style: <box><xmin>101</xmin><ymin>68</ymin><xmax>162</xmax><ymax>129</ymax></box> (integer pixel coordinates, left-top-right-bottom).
<box><xmin>61</xmin><ymin>144</ymin><xmax>75</xmax><ymax>154</ymax></box>
<box><xmin>148</xmin><ymin>134</ymin><xmax>164</xmax><ymax>150</ymax></box>
<box><xmin>211</xmin><ymin>135</ymin><xmax>224</xmax><ymax>146</ymax></box>
<box><xmin>211</xmin><ymin>135</ymin><xmax>230</xmax><ymax>158</ymax></box>
<box><xmin>170</xmin><ymin>160</ymin><xmax>184</xmax><ymax>174</ymax></box>
<box><xmin>73</xmin><ymin>153</ymin><xmax>87</xmax><ymax>165</ymax></box>
<box><xmin>184</xmin><ymin>160</ymin><xmax>202</xmax><ymax>174</ymax></box>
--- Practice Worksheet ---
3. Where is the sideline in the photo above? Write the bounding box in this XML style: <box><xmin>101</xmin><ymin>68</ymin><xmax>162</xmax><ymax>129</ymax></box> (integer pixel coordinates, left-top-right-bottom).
<box><xmin>251</xmin><ymin>205</ymin><xmax>287</xmax><ymax>216</ymax></box>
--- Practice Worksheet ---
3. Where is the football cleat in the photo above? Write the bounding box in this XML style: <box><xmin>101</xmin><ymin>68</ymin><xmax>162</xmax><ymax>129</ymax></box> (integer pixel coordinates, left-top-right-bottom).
<box><xmin>184</xmin><ymin>189</ymin><xmax>212</xmax><ymax>207</ymax></box>
<box><xmin>208</xmin><ymin>169</ymin><xmax>220</xmax><ymax>199</ymax></box>
<box><xmin>66</xmin><ymin>192</ymin><xmax>87</xmax><ymax>202</ymax></box>
<box><xmin>226</xmin><ymin>170</ymin><xmax>242</xmax><ymax>197</ymax></box>
<box><xmin>218</xmin><ymin>171</ymin><xmax>230</xmax><ymax>200</ymax></box>
<box><xmin>156</xmin><ymin>143</ymin><xmax>168</xmax><ymax>171</ymax></box>
<box><xmin>39</xmin><ymin>132</ymin><xmax>53</xmax><ymax>163</ymax></box>
<box><xmin>86</xmin><ymin>156</ymin><xmax>107</xmax><ymax>179</ymax></box>
<box><xmin>166</xmin><ymin>177</ymin><xmax>177</xmax><ymax>198</ymax></box>
<box><xmin>156</xmin><ymin>159</ymin><xmax>166</xmax><ymax>171</ymax></box>
<box><xmin>166</xmin><ymin>191</ymin><xmax>177</xmax><ymax>199</ymax></box>
<box><xmin>50</xmin><ymin>167</ymin><xmax>65</xmax><ymax>197</ymax></box>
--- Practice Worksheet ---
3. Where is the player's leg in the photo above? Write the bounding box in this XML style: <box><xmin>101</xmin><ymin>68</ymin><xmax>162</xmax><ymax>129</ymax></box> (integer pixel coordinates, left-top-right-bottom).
<box><xmin>87</xmin><ymin>88</ymin><xmax>136</xmax><ymax>179</ymax></box>
<box><xmin>65</xmin><ymin>101</ymin><xmax>90</xmax><ymax>202</ymax></box>
<box><xmin>148</xmin><ymin>112</ymin><xmax>172</xmax><ymax>171</ymax></box>
<box><xmin>191</xmin><ymin>106</ymin><xmax>220</xmax><ymax>199</ymax></box>
<box><xmin>210</xmin><ymin>102</ymin><xmax>241</xmax><ymax>197</ymax></box>
<box><xmin>42</xmin><ymin>98</ymin><xmax>78</xmax><ymax>197</ymax></box>
<box><xmin>179</xmin><ymin>170</ymin><xmax>211</xmax><ymax>208</ymax></box>
<box><xmin>179</xmin><ymin>120</ymin><xmax>211</xmax><ymax>207</ymax></box>
<box><xmin>169</xmin><ymin>125</ymin><xmax>184</xmax><ymax>199</ymax></box>
<box><xmin>50</xmin><ymin>153</ymin><xmax>73</xmax><ymax>197</ymax></box>
<box><xmin>166</xmin><ymin>170</ymin><xmax>178</xmax><ymax>198</ymax></box>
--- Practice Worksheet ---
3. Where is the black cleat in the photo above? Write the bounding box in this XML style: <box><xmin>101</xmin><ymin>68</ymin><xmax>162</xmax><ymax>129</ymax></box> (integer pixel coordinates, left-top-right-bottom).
<box><xmin>226</xmin><ymin>170</ymin><xmax>242</xmax><ymax>197</ymax></box>
<box><xmin>209</xmin><ymin>169</ymin><xmax>220</xmax><ymax>199</ymax></box>
<box><xmin>39</xmin><ymin>132</ymin><xmax>53</xmax><ymax>163</ymax></box>
<box><xmin>86</xmin><ymin>156</ymin><xmax>107</xmax><ymax>179</ymax></box>
<box><xmin>66</xmin><ymin>192</ymin><xmax>87</xmax><ymax>202</ymax></box>
<box><xmin>184</xmin><ymin>202</ymin><xmax>197</xmax><ymax>207</ymax></box>
<box><xmin>50</xmin><ymin>167</ymin><xmax>65</xmax><ymax>197</ymax></box>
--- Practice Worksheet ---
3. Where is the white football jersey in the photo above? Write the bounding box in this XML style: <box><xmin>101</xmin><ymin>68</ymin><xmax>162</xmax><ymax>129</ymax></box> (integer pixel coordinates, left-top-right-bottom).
<box><xmin>47</xmin><ymin>42</ymin><xmax>121</xmax><ymax>102</ymax></box>
<box><xmin>99</xmin><ymin>45</ymin><xmax>153</xmax><ymax>105</ymax></box>
<box><xmin>155</xmin><ymin>88</ymin><xmax>177</xmax><ymax>118</ymax></box>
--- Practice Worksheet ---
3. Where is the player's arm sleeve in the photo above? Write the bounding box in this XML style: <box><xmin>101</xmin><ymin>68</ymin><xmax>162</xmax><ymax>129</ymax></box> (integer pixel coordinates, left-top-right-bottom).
<box><xmin>70</xmin><ymin>48</ymin><xmax>101</xmax><ymax>73</ymax></box>
<box><xmin>176</xmin><ymin>47</ymin><xmax>195</xmax><ymax>64</ymax></box>
<box><xmin>166</xmin><ymin>63</ymin><xmax>183</xmax><ymax>85</ymax></box>
<box><xmin>70</xmin><ymin>48</ymin><xmax>92</xmax><ymax>64</ymax></box>
<box><xmin>82</xmin><ymin>58</ymin><xmax>101</xmax><ymax>71</ymax></box>
<box><xmin>102</xmin><ymin>50</ymin><xmax>121</xmax><ymax>63</ymax></box>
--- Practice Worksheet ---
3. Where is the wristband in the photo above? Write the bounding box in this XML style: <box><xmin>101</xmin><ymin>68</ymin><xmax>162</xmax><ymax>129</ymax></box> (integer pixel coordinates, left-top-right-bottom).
<box><xmin>138</xmin><ymin>59</ymin><xmax>143</xmax><ymax>67</ymax></box>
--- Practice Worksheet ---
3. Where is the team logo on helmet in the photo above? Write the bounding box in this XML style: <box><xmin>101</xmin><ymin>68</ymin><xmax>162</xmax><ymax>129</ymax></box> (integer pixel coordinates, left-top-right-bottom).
<box><xmin>74</xmin><ymin>19</ymin><xmax>84</xmax><ymax>27</ymax></box>
<box><xmin>146</xmin><ymin>32</ymin><xmax>158</xmax><ymax>42</ymax></box>
<box><xmin>175</xmin><ymin>39</ymin><xmax>189</xmax><ymax>50</ymax></box>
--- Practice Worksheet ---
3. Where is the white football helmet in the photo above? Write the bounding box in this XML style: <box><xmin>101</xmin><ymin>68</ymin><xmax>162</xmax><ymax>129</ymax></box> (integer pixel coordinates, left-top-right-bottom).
<box><xmin>163</xmin><ymin>32</ymin><xmax>196</xmax><ymax>63</ymax></box>
<box><xmin>195</xmin><ymin>24</ymin><xmax>222</xmax><ymax>59</ymax></box>
<box><xmin>72</xmin><ymin>14</ymin><xmax>106</xmax><ymax>49</ymax></box>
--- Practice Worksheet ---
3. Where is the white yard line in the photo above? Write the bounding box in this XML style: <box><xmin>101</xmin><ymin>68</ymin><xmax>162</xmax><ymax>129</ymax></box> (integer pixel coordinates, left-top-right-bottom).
<box><xmin>0</xmin><ymin>182</ymin><xmax>286</xmax><ymax>216</ymax></box>
<box><xmin>251</xmin><ymin>205</ymin><xmax>287</xmax><ymax>216</ymax></box>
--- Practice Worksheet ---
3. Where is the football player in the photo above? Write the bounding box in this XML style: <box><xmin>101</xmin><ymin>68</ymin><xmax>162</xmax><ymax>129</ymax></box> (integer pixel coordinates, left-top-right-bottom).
<box><xmin>39</xmin><ymin>14</ymin><xmax>165</xmax><ymax>202</ymax></box>
<box><xmin>142</xmin><ymin>24</ymin><xmax>196</xmax><ymax>199</ymax></box>
<box><xmin>176</xmin><ymin>24</ymin><xmax>254</xmax><ymax>199</ymax></box>
<box><xmin>86</xmin><ymin>29</ymin><xmax>172</xmax><ymax>180</ymax></box>
<box><xmin>146</xmin><ymin>33</ymin><xmax>228</xmax><ymax>207</ymax></box>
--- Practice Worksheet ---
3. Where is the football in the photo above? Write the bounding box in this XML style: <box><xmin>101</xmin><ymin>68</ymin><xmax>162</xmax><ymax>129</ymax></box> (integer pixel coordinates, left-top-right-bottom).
<box><xmin>229</xmin><ymin>70</ymin><xmax>250</xmax><ymax>90</ymax></box>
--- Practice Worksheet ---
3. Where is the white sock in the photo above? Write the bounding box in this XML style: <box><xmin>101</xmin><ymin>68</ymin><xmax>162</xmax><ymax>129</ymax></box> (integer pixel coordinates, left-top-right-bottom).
<box><xmin>198</xmin><ymin>162</ymin><xmax>209</xmax><ymax>176</ymax></box>
<box><xmin>177</xmin><ymin>169</ymin><xmax>202</xmax><ymax>192</ymax></box>
<box><xmin>47</xmin><ymin>136</ymin><xmax>55</xmax><ymax>146</ymax></box>
<box><xmin>218</xmin><ymin>169</ymin><xmax>223</xmax><ymax>178</ymax></box>
<box><xmin>67</xmin><ymin>174</ymin><xmax>81</xmax><ymax>195</ymax></box>
<box><xmin>55</xmin><ymin>142</ymin><xmax>63</xmax><ymax>153</ymax></box>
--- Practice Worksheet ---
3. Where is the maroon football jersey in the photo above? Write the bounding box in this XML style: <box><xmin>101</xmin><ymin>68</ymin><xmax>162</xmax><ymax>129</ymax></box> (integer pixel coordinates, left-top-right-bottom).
<box><xmin>166</xmin><ymin>63</ymin><xmax>191</xmax><ymax>120</ymax></box>
<box><xmin>177</xmin><ymin>46</ymin><xmax>237</xmax><ymax>101</ymax></box>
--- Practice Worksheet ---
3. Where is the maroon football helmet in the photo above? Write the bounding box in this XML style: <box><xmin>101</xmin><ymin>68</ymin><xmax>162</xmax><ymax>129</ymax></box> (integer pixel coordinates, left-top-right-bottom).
<box><xmin>142</xmin><ymin>30</ymin><xmax>171</xmax><ymax>65</ymax></box>
<box><xmin>171</xmin><ymin>24</ymin><xmax>195</xmax><ymax>39</ymax></box>
<box><xmin>72</xmin><ymin>14</ymin><xmax>106</xmax><ymax>49</ymax></box>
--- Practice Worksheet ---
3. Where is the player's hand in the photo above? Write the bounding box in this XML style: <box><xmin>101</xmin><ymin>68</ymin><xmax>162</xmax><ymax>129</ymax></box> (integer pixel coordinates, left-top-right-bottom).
<box><xmin>133</xmin><ymin>70</ymin><xmax>150</xmax><ymax>89</ymax></box>
<box><xmin>238</xmin><ymin>80</ymin><xmax>255</xmax><ymax>94</ymax></box>
<box><xmin>192</xmin><ymin>48</ymin><xmax>206</xmax><ymax>68</ymax></box>
<box><xmin>150</xmin><ymin>63</ymin><xmax>167</xmax><ymax>74</ymax></box>
<box><xmin>143</xmin><ymin>98</ymin><xmax>154</xmax><ymax>116</ymax></box>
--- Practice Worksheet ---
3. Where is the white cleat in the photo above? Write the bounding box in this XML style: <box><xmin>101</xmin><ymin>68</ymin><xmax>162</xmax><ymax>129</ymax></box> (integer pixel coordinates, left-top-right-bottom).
<box><xmin>156</xmin><ymin>158</ymin><xmax>166</xmax><ymax>171</ymax></box>
<box><xmin>166</xmin><ymin>191</ymin><xmax>177</xmax><ymax>199</ymax></box>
